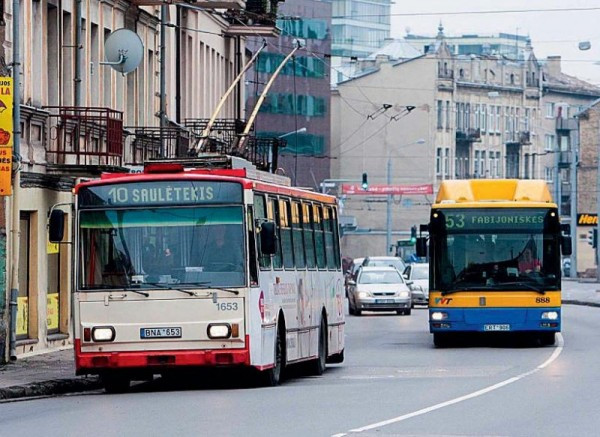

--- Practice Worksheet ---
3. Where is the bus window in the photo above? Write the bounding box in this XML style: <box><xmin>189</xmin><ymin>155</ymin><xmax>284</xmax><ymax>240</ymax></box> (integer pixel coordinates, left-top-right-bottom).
<box><xmin>313</xmin><ymin>204</ymin><xmax>327</xmax><ymax>269</ymax></box>
<box><xmin>323</xmin><ymin>206</ymin><xmax>336</xmax><ymax>269</ymax></box>
<box><xmin>292</xmin><ymin>201</ymin><xmax>306</xmax><ymax>269</ymax></box>
<box><xmin>332</xmin><ymin>207</ymin><xmax>342</xmax><ymax>269</ymax></box>
<box><xmin>279</xmin><ymin>199</ymin><xmax>294</xmax><ymax>269</ymax></box>
<box><xmin>254</xmin><ymin>194</ymin><xmax>271</xmax><ymax>269</ymax></box>
<box><xmin>303</xmin><ymin>203</ymin><xmax>317</xmax><ymax>268</ymax></box>
<box><xmin>268</xmin><ymin>198</ymin><xmax>283</xmax><ymax>269</ymax></box>
<box><xmin>247</xmin><ymin>206</ymin><xmax>259</xmax><ymax>285</ymax></box>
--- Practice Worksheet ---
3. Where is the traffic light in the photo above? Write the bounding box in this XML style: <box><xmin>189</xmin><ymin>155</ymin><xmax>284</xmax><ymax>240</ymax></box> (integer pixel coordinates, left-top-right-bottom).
<box><xmin>361</xmin><ymin>172</ymin><xmax>368</xmax><ymax>190</ymax></box>
<box><xmin>410</xmin><ymin>225</ymin><xmax>417</xmax><ymax>244</ymax></box>
<box><xmin>587</xmin><ymin>229</ymin><xmax>597</xmax><ymax>248</ymax></box>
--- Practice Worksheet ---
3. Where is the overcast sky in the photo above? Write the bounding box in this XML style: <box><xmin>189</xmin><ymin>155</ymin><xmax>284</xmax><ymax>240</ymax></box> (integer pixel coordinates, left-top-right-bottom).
<box><xmin>390</xmin><ymin>0</ymin><xmax>600</xmax><ymax>84</ymax></box>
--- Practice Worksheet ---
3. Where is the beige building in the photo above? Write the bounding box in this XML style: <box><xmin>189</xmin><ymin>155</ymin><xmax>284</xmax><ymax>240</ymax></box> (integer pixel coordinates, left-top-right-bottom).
<box><xmin>2</xmin><ymin>0</ymin><xmax>275</xmax><ymax>360</ymax></box>
<box><xmin>332</xmin><ymin>29</ymin><xmax>600</xmax><ymax>260</ymax></box>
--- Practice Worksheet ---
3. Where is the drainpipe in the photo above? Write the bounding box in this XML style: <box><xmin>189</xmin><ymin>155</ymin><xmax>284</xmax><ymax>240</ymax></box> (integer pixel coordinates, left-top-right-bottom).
<box><xmin>74</xmin><ymin>0</ymin><xmax>83</xmax><ymax>106</ymax></box>
<box><xmin>159</xmin><ymin>5</ymin><xmax>167</xmax><ymax>156</ymax></box>
<box><xmin>175</xmin><ymin>6</ymin><xmax>181</xmax><ymax>124</ymax></box>
<box><xmin>9</xmin><ymin>0</ymin><xmax>22</xmax><ymax>360</ymax></box>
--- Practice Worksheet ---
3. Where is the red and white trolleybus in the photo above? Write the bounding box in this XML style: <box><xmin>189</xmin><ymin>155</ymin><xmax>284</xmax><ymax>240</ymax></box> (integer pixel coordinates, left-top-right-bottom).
<box><xmin>50</xmin><ymin>162</ymin><xmax>345</xmax><ymax>392</ymax></box>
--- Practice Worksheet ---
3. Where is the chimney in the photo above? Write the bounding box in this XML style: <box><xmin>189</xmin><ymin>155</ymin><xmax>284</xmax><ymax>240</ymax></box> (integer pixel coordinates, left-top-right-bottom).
<box><xmin>375</xmin><ymin>54</ymin><xmax>389</xmax><ymax>66</ymax></box>
<box><xmin>546</xmin><ymin>56</ymin><xmax>562</xmax><ymax>76</ymax></box>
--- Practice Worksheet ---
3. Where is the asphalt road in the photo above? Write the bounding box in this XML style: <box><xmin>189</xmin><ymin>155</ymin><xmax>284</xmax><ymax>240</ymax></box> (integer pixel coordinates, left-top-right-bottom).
<box><xmin>1</xmin><ymin>304</ymin><xmax>598</xmax><ymax>437</ymax></box>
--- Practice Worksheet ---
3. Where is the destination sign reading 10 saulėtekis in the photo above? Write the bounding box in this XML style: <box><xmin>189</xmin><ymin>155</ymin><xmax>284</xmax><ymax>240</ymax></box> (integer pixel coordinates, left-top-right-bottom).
<box><xmin>78</xmin><ymin>181</ymin><xmax>243</xmax><ymax>208</ymax></box>
<box><xmin>438</xmin><ymin>209</ymin><xmax>552</xmax><ymax>231</ymax></box>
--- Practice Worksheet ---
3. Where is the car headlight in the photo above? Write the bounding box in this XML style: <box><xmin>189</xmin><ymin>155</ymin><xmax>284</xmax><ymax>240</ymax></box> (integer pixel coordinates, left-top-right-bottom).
<box><xmin>431</xmin><ymin>312</ymin><xmax>448</xmax><ymax>321</ymax></box>
<box><xmin>397</xmin><ymin>291</ymin><xmax>410</xmax><ymax>298</ymax></box>
<box><xmin>541</xmin><ymin>311</ymin><xmax>559</xmax><ymax>320</ymax></box>
<box><xmin>357</xmin><ymin>291</ymin><xmax>370</xmax><ymax>299</ymax></box>
<box><xmin>92</xmin><ymin>326</ymin><xmax>116</xmax><ymax>342</ymax></box>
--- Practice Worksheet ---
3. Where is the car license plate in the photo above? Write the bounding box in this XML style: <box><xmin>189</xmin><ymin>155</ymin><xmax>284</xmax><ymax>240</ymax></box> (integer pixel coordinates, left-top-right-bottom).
<box><xmin>375</xmin><ymin>299</ymin><xmax>395</xmax><ymax>304</ymax></box>
<box><xmin>484</xmin><ymin>324</ymin><xmax>510</xmax><ymax>332</ymax></box>
<box><xmin>140</xmin><ymin>327</ymin><xmax>182</xmax><ymax>339</ymax></box>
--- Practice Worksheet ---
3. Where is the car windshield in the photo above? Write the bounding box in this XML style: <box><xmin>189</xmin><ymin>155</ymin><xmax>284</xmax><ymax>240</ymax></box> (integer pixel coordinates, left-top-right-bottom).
<box><xmin>359</xmin><ymin>270</ymin><xmax>403</xmax><ymax>284</ymax></box>
<box><xmin>411</xmin><ymin>264</ymin><xmax>429</xmax><ymax>280</ymax></box>
<box><xmin>365</xmin><ymin>258</ymin><xmax>404</xmax><ymax>271</ymax></box>
<box><xmin>79</xmin><ymin>206</ymin><xmax>246</xmax><ymax>289</ymax></box>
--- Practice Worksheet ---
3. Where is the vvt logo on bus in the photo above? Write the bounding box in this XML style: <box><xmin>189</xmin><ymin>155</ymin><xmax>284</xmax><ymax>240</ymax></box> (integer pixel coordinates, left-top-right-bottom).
<box><xmin>435</xmin><ymin>297</ymin><xmax>453</xmax><ymax>305</ymax></box>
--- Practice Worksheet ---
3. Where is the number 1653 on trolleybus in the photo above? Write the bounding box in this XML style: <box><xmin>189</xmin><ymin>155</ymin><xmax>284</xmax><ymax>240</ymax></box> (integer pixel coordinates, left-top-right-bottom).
<box><xmin>49</xmin><ymin>162</ymin><xmax>345</xmax><ymax>392</ymax></box>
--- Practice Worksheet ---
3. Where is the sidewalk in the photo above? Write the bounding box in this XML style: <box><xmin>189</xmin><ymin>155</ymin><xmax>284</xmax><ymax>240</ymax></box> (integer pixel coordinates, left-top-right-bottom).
<box><xmin>1</xmin><ymin>283</ymin><xmax>599</xmax><ymax>401</ymax></box>
<box><xmin>0</xmin><ymin>348</ymin><xmax>100</xmax><ymax>400</ymax></box>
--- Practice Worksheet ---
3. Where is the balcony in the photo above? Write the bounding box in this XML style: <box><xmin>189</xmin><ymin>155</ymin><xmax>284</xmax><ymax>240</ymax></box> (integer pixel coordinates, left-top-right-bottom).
<box><xmin>45</xmin><ymin>106</ymin><xmax>125</xmax><ymax>174</ymax></box>
<box><xmin>438</xmin><ymin>70</ymin><xmax>454</xmax><ymax>80</ymax></box>
<box><xmin>456</xmin><ymin>127</ymin><xmax>481</xmax><ymax>143</ymax></box>
<box><xmin>556</xmin><ymin>117</ymin><xmax>578</xmax><ymax>131</ymax></box>
<box><xmin>124</xmin><ymin>125</ymin><xmax>191</xmax><ymax>166</ymax></box>
<box><xmin>504</xmin><ymin>130</ymin><xmax>531</xmax><ymax>145</ymax></box>
<box><xmin>526</xmin><ymin>77</ymin><xmax>540</xmax><ymax>88</ymax></box>
<box><xmin>129</xmin><ymin>0</ymin><xmax>245</xmax><ymax>8</ymax></box>
<box><xmin>558</xmin><ymin>151</ymin><xmax>573</xmax><ymax>168</ymax></box>
<box><xmin>223</xmin><ymin>0</ymin><xmax>282</xmax><ymax>37</ymax></box>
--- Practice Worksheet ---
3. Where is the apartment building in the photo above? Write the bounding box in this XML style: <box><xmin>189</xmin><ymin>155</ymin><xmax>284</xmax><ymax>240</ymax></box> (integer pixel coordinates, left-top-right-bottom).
<box><xmin>1</xmin><ymin>0</ymin><xmax>277</xmax><ymax>361</ymax></box>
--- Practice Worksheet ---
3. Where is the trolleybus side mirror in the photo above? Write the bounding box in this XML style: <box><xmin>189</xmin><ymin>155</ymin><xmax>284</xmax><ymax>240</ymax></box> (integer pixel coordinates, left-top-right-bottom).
<box><xmin>561</xmin><ymin>236</ymin><xmax>572</xmax><ymax>256</ymax></box>
<box><xmin>48</xmin><ymin>209</ymin><xmax>65</xmax><ymax>243</ymax></box>
<box><xmin>416</xmin><ymin>237</ymin><xmax>427</xmax><ymax>258</ymax></box>
<box><xmin>260</xmin><ymin>221</ymin><xmax>278</xmax><ymax>255</ymax></box>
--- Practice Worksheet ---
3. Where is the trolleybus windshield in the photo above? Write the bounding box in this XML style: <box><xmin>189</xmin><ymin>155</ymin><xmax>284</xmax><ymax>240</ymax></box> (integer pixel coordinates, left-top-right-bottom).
<box><xmin>430</xmin><ymin>208</ymin><xmax>561</xmax><ymax>292</ymax></box>
<box><xmin>78</xmin><ymin>180</ymin><xmax>246</xmax><ymax>290</ymax></box>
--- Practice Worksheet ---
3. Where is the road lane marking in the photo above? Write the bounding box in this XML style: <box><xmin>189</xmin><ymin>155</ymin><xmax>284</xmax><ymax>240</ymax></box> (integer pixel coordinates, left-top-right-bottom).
<box><xmin>331</xmin><ymin>334</ymin><xmax>564</xmax><ymax>437</ymax></box>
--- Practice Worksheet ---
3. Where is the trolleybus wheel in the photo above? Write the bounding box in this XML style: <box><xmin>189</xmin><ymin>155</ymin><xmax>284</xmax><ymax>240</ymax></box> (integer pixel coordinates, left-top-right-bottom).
<box><xmin>310</xmin><ymin>316</ymin><xmax>327</xmax><ymax>376</ymax></box>
<box><xmin>262</xmin><ymin>320</ymin><xmax>286</xmax><ymax>386</ymax></box>
<box><xmin>539</xmin><ymin>332</ymin><xmax>556</xmax><ymax>346</ymax></box>
<box><xmin>433</xmin><ymin>333</ymin><xmax>451</xmax><ymax>348</ymax></box>
<box><xmin>102</xmin><ymin>373</ymin><xmax>131</xmax><ymax>394</ymax></box>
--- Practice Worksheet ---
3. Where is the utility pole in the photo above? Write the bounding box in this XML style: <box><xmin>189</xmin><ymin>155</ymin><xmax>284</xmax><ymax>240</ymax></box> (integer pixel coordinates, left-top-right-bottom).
<box><xmin>596</xmin><ymin>118</ymin><xmax>600</xmax><ymax>281</ymax></box>
<box><xmin>386</xmin><ymin>157</ymin><xmax>392</xmax><ymax>254</ymax></box>
<box><xmin>159</xmin><ymin>5</ymin><xmax>167</xmax><ymax>157</ymax></box>
<box><xmin>570</xmin><ymin>129</ymin><xmax>578</xmax><ymax>278</ymax></box>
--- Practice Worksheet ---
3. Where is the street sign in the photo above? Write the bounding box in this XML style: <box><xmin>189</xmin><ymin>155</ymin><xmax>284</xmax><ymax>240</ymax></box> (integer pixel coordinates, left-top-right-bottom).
<box><xmin>397</xmin><ymin>240</ymin><xmax>414</xmax><ymax>247</ymax></box>
<box><xmin>0</xmin><ymin>77</ymin><xmax>13</xmax><ymax>196</ymax></box>
<box><xmin>342</xmin><ymin>183</ymin><xmax>433</xmax><ymax>195</ymax></box>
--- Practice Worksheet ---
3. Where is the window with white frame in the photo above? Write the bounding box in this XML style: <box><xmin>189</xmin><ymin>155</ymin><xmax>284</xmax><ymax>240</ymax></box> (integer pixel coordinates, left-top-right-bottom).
<box><xmin>525</xmin><ymin>108</ymin><xmax>530</xmax><ymax>131</ymax></box>
<box><xmin>496</xmin><ymin>151</ymin><xmax>501</xmax><ymax>176</ymax></box>
<box><xmin>488</xmin><ymin>106</ymin><xmax>493</xmax><ymax>133</ymax></box>
<box><xmin>481</xmin><ymin>104</ymin><xmax>487</xmax><ymax>133</ymax></box>
<box><xmin>444</xmin><ymin>148</ymin><xmax>450</xmax><ymax>177</ymax></box>
<box><xmin>445</xmin><ymin>101</ymin><xmax>450</xmax><ymax>128</ymax></box>
<box><xmin>546</xmin><ymin>102</ymin><xmax>555</xmax><ymax>118</ymax></box>
<box><xmin>474</xmin><ymin>104</ymin><xmax>480</xmax><ymax>129</ymax></box>
<box><xmin>544</xmin><ymin>167</ymin><xmax>553</xmax><ymax>182</ymax></box>
<box><xmin>496</xmin><ymin>106</ymin><xmax>501</xmax><ymax>133</ymax></box>
<box><xmin>465</xmin><ymin>104</ymin><xmax>471</xmax><ymax>129</ymax></box>
<box><xmin>481</xmin><ymin>151</ymin><xmax>486</xmax><ymax>176</ymax></box>
<box><xmin>545</xmin><ymin>134</ymin><xmax>555</xmax><ymax>151</ymax></box>
<box><xmin>489</xmin><ymin>152</ymin><xmax>494</xmax><ymax>178</ymax></box>
<box><xmin>474</xmin><ymin>150</ymin><xmax>480</xmax><ymax>177</ymax></box>
<box><xmin>437</xmin><ymin>100</ymin><xmax>443</xmax><ymax>129</ymax></box>
<box><xmin>436</xmin><ymin>148</ymin><xmax>442</xmax><ymax>175</ymax></box>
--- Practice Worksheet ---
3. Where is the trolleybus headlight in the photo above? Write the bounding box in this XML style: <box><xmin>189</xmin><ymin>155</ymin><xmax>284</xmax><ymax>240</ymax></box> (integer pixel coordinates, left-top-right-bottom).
<box><xmin>542</xmin><ymin>311</ymin><xmax>559</xmax><ymax>320</ymax></box>
<box><xmin>91</xmin><ymin>326</ymin><xmax>116</xmax><ymax>342</ymax></box>
<box><xmin>207</xmin><ymin>323</ymin><xmax>232</xmax><ymax>339</ymax></box>
<box><xmin>357</xmin><ymin>291</ymin><xmax>370</xmax><ymax>299</ymax></box>
<box><xmin>431</xmin><ymin>312</ymin><xmax>448</xmax><ymax>321</ymax></box>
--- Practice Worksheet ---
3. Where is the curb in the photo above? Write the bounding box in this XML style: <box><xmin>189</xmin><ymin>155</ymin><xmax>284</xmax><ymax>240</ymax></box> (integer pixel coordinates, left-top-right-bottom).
<box><xmin>0</xmin><ymin>377</ymin><xmax>101</xmax><ymax>401</ymax></box>
<box><xmin>562</xmin><ymin>299</ymin><xmax>600</xmax><ymax>308</ymax></box>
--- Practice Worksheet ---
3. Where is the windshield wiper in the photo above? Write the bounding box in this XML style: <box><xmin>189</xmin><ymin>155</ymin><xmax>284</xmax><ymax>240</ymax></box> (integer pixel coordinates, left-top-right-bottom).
<box><xmin>144</xmin><ymin>282</ymin><xmax>196</xmax><ymax>296</ymax></box>
<box><xmin>144</xmin><ymin>281</ymin><xmax>240</xmax><ymax>296</ymax></box>
<box><xmin>495</xmin><ymin>282</ymin><xmax>546</xmax><ymax>295</ymax></box>
<box><xmin>186</xmin><ymin>282</ymin><xmax>240</xmax><ymax>295</ymax></box>
<box><xmin>81</xmin><ymin>284</ymin><xmax>150</xmax><ymax>297</ymax></box>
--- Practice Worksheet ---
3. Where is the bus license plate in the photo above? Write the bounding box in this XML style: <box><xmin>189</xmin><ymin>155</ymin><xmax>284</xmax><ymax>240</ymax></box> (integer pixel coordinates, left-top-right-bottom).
<box><xmin>484</xmin><ymin>324</ymin><xmax>510</xmax><ymax>332</ymax></box>
<box><xmin>375</xmin><ymin>299</ymin><xmax>395</xmax><ymax>304</ymax></box>
<box><xmin>140</xmin><ymin>327</ymin><xmax>182</xmax><ymax>339</ymax></box>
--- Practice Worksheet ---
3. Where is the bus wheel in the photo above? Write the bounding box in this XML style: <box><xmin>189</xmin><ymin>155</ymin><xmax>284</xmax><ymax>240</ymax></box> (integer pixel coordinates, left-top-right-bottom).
<box><xmin>262</xmin><ymin>321</ymin><xmax>286</xmax><ymax>386</ymax></box>
<box><xmin>433</xmin><ymin>333</ymin><xmax>451</xmax><ymax>348</ymax></box>
<box><xmin>102</xmin><ymin>373</ymin><xmax>130</xmax><ymax>394</ymax></box>
<box><xmin>310</xmin><ymin>317</ymin><xmax>328</xmax><ymax>376</ymax></box>
<box><xmin>539</xmin><ymin>332</ymin><xmax>556</xmax><ymax>346</ymax></box>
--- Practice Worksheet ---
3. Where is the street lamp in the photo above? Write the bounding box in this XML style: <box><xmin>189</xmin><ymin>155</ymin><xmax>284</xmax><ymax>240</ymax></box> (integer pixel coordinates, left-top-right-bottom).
<box><xmin>278</xmin><ymin>127</ymin><xmax>307</xmax><ymax>138</ymax></box>
<box><xmin>386</xmin><ymin>138</ymin><xmax>426</xmax><ymax>254</ymax></box>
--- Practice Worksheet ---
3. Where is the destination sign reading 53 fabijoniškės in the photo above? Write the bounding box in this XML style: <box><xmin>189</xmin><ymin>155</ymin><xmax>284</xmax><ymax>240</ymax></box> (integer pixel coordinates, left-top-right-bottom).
<box><xmin>78</xmin><ymin>181</ymin><xmax>243</xmax><ymax>208</ymax></box>
<box><xmin>439</xmin><ymin>208</ymin><xmax>550</xmax><ymax>231</ymax></box>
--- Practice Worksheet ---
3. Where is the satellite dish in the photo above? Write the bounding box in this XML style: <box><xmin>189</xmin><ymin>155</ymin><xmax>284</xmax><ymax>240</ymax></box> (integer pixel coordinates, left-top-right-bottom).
<box><xmin>579</xmin><ymin>41</ymin><xmax>592</xmax><ymax>51</ymax></box>
<box><xmin>103</xmin><ymin>29</ymin><xmax>144</xmax><ymax>74</ymax></box>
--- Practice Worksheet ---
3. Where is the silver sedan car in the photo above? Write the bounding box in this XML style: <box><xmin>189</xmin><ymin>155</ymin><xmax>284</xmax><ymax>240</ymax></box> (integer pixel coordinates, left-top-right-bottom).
<box><xmin>347</xmin><ymin>267</ymin><xmax>412</xmax><ymax>316</ymax></box>
<box><xmin>403</xmin><ymin>263</ymin><xmax>429</xmax><ymax>306</ymax></box>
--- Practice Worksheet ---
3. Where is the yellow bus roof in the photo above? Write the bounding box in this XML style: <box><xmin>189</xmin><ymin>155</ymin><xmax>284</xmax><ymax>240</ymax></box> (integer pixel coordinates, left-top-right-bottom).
<box><xmin>433</xmin><ymin>179</ymin><xmax>556</xmax><ymax>209</ymax></box>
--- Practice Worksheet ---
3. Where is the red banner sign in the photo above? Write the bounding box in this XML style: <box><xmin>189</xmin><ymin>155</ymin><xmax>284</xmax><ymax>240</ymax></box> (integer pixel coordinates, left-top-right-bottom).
<box><xmin>342</xmin><ymin>184</ymin><xmax>434</xmax><ymax>195</ymax></box>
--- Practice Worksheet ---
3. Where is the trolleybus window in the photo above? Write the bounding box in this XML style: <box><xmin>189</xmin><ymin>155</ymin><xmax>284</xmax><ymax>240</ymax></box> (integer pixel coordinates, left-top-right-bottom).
<box><xmin>323</xmin><ymin>206</ymin><xmax>336</xmax><ymax>270</ymax></box>
<box><xmin>268</xmin><ymin>198</ymin><xmax>283</xmax><ymax>269</ymax></box>
<box><xmin>431</xmin><ymin>208</ymin><xmax>560</xmax><ymax>291</ymax></box>
<box><xmin>79</xmin><ymin>206</ymin><xmax>246</xmax><ymax>289</ymax></box>
<box><xmin>303</xmin><ymin>203</ymin><xmax>317</xmax><ymax>269</ymax></box>
<box><xmin>292</xmin><ymin>201</ymin><xmax>306</xmax><ymax>269</ymax></box>
<box><xmin>279</xmin><ymin>199</ymin><xmax>295</xmax><ymax>269</ymax></box>
<box><xmin>313</xmin><ymin>205</ymin><xmax>327</xmax><ymax>269</ymax></box>
<box><xmin>254</xmin><ymin>194</ymin><xmax>271</xmax><ymax>270</ymax></box>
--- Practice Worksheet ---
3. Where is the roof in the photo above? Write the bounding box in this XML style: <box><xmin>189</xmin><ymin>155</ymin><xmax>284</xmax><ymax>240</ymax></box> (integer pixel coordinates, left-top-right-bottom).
<box><xmin>543</xmin><ymin>71</ymin><xmax>600</xmax><ymax>97</ymax></box>
<box><xmin>434</xmin><ymin>179</ymin><xmax>555</xmax><ymax>206</ymax></box>
<box><xmin>366</xmin><ymin>39</ymin><xmax>422</xmax><ymax>61</ymax></box>
<box><xmin>576</xmin><ymin>97</ymin><xmax>600</xmax><ymax>117</ymax></box>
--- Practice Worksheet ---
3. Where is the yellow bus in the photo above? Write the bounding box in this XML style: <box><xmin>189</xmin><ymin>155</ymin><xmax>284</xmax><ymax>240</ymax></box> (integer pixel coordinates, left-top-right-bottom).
<box><xmin>416</xmin><ymin>179</ymin><xmax>572</xmax><ymax>347</ymax></box>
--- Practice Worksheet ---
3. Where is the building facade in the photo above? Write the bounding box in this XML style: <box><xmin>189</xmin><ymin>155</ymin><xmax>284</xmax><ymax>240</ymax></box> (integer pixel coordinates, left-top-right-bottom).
<box><xmin>246</xmin><ymin>0</ymin><xmax>332</xmax><ymax>188</ymax></box>
<box><xmin>331</xmin><ymin>28</ymin><xmax>600</xmax><ymax>260</ymax></box>
<box><xmin>1</xmin><ymin>0</ymin><xmax>280</xmax><ymax>361</ymax></box>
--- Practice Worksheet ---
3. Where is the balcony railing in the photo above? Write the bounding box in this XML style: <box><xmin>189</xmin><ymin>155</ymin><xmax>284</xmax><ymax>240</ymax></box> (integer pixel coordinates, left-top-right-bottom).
<box><xmin>438</xmin><ymin>70</ymin><xmax>454</xmax><ymax>80</ymax></box>
<box><xmin>456</xmin><ymin>127</ymin><xmax>481</xmax><ymax>142</ymax></box>
<box><xmin>556</xmin><ymin>117</ymin><xmax>578</xmax><ymax>131</ymax></box>
<box><xmin>124</xmin><ymin>125</ymin><xmax>191</xmax><ymax>166</ymax></box>
<box><xmin>504</xmin><ymin>130</ymin><xmax>531</xmax><ymax>145</ymax></box>
<box><xmin>184</xmin><ymin>118</ymin><xmax>248</xmax><ymax>154</ymax></box>
<box><xmin>526</xmin><ymin>77</ymin><xmax>540</xmax><ymax>88</ymax></box>
<box><xmin>45</xmin><ymin>106</ymin><xmax>123</xmax><ymax>167</ymax></box>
